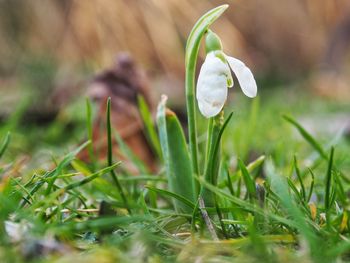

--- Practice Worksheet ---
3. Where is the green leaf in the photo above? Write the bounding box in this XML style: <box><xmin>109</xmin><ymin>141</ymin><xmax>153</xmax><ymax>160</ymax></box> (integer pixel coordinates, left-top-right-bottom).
<box><xmin>0</xmin><ymin>132</ymin><xmax>10</xmax><ymax>159</ymax></box>
<box><xmin>85</xmin><ymin>98</ymin><xmax>96</xmax><ymax>164</ymax></box>
<box><xmin>185</xmin><ymin>5</ymin><xmax>229</xmax><ymax>65</ymax></box>
<box><xmin>293</xmin><ymin>155</ymin><xmax>306</xmax><ymax>201</ymax></box>
<box><xmin>45</xmin><ymin>141</ymin><xmax>91</xmax><ymax>195</ymax></box>
<box><xmin>114</xmin><ymin>129</ymin><xmax>149</xmax><ymax>174</ymax></box>
<box><xmin>64</xmin><ymin>162</ymin><xmax>121</xmax><ymax>191</ymax></box>
<box><xmin>145</xmin><ymin>186</ymin><xmax>195</xmax><ymax>211</ymax></box>
<box><xmin>218</xmin><ymin>155</ymin><xmax>265</xmax><ymax>188</ymax></box>
<box><xmin>201</xmin><ymin>112</ymin><xmax>233</xmax><ymax>206</ymax></box>
<box><xmin>137</xmin><ymin>95</ymin><xmax>162</xmax><ymax>160</ymax></box>
<box><xmin>157</xmin><ymin>95</ymin><xmax>195</xmax><ymax>213</ymax></box>
<box><xmin>58</xmin><ymin>215</ymin><xmax>152</xmax><ymax>233</ymax></box>
<box><xmin>306</xmin><ymin>168</ymin><xmax>315</xmax><ymax>203</ymax></box>
<box><xmin>325</xmin><ymin>147</ymin><xmax>335</xmax><ymax>226</ymax></box>
<box><xmin>238</xmin><ymin>159</ymin><xmax>256</xmax><ymax>202</ymax></box>
<box><xmin>106</xmin><ymin>97</ymin><xmax>130</xmax><ymax>213</ymax></box>
<box><xmin>71</xmin><ymin>159</ymin><xmax>92</xmax><ymax>176</ymax></box>
<box><xmin>283</xmin><ymin>115</ymin><xmax>327</xmax><ymax>159</ymax></box>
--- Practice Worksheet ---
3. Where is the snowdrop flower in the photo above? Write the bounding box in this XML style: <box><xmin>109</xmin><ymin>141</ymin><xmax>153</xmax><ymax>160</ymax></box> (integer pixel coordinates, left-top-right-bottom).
<box><xmin>196</xmin><ymin>31</ymin><xmax>257</xmax><ymax>118</ymax></box>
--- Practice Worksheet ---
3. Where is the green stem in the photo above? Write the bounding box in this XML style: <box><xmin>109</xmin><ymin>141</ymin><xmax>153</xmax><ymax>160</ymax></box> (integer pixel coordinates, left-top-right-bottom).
<box><xmin>205</xmin><ymin>118</ymin><xmax>214</xmax><ymax>165</ymax></box>
<box><xmin>185</xmin><ymin>61</ymin><xmax>200</xmax><ymax>178</ymax></box>
<box><xmin>201</xmin><ymin>112</ymin><xmax>223</xmax><ymax>207</ymax></box>
<box><xmin>185</xmin><ymin>5</ymin><xmax>228</xmax><ymax>194</ymax></box>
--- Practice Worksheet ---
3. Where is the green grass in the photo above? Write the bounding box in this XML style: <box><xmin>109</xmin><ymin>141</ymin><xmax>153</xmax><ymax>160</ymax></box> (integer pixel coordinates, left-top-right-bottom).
<box><xmin>0</xmin><ymin>86</ymin><xmax>349</xmax><ymax>262</ymax></box>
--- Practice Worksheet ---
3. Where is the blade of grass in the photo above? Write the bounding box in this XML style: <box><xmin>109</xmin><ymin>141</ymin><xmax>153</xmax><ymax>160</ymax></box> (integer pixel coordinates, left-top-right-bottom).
<box><xmin>306</xmin><ymin>168</ymin><xmax>315</xmax><ymax>203</ymax></box>
<box><xmin>214</xmin><ymin>195</ymin><xmax>228</xmax><ymax>238</ymax></box>
<box><xmin>85</xmin><ymin>98</ymin><xmax>96</xmax><ymax>164</ymax></box>
<box><xmin>113</xmin><ymin>129</ymin><xmax>149</xmax><ymax>174</ymax></box>
<box><xmin>218</xmin><ymin>155</ymin><xmax>265</xmax><ymax>188</ymax></box>
<box><xmin>64</xmin><ymin>162</ymin><xmax>121</xmax><ymax>191</ymax></box>
<box><xmin>283</xmin><ymin>115</ymin><xmax>349</xmax><ymax>184</ymax></box>
<box><xmin>225</xmin><ymin>168</ymin><xmax>235</xmax><ymax>196</ymax></box>
<box><xmin>238</xmin><ymin>159</ymin><xmax>256</xmax><ymax>202</ymax></box>
<box><xmin>137</xmin><ymin>95</ymin><xmax>162</xmax><ymax>159</ymax></box>
<box><xmin>45</xmin><ymin>141</ymin><xmax>91</xmax><ymax>195</ymax></box>
<box><xmin>71</xmin><ymin>159</ymin><xmax>92</xmax><ymax>176</ymax></box>
<box><xmin>325</xmin><ymin>147</ymin><xmax>335</xmax><ymax>227</ymax></box>
<box><xmin>57</xmin><ymin>215</ymin><xmax>152</xmax><ymax>233</ymax></box>
<box><xmin>145</xmin><ymin>186</ymin><xmax>195</xmax><ymax>210</ymax></box>
<box><xmin>106</xmin><ymin>97</ymin><xmax>130</xmax><ymax>214</ymax></box>
<box><xmin>283</xmin><ymin>115</ymin><xmax>327</xmax><ymax>159</ymax></box>
<box><xmin>0</xmin><ymin>132</ymin><xmax>10</xmax><ymax>160</ymax></box>
<box><xmin>293</xmin><ymin>155</ymin><xmax>306</xmax><ymax>201</ymax></box>
<box><xmin>287</xmin><ymin>178</ymin><xmax>303</xmax><ymax>202</ymax></box>
<box><xmin>333</xmin><ymin>170</ymin><xmax>346</xmax><ymax>206</ymax></box>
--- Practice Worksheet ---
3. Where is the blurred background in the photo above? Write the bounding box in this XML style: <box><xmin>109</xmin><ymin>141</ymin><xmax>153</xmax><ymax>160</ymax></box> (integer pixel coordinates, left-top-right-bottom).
<box><xmin>0</xmin><ymin>0</ymin><xmax>349</xmax><ymax>170</ymax></box>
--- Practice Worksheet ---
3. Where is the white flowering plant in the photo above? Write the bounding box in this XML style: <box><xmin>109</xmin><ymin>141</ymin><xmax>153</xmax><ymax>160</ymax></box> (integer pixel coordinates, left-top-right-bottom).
<box><xmin>154</xmin><ymin>7</ymin><xmax>343</xmax><ymax>257</ymax></box>
<box><xmin>156</xmin><ymin>5</ymin><xmax>258</xmax><ymax>214</ymax></box>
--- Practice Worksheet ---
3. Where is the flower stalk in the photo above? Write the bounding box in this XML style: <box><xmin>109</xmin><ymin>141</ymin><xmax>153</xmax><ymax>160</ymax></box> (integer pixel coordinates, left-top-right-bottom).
<box><xmin>185</xmin><ymin>5</ymin><xmax>229</xmax><ymax>194</ymax></box>
<box><xmin>202</xmin><ymin>112</ymin><xmax>224</xmax><ymax>207</ymax></box>
<box><xmin>189</xmin><ymin>12</ymin><xmax>257</xmax><ymax>207</ymax></box>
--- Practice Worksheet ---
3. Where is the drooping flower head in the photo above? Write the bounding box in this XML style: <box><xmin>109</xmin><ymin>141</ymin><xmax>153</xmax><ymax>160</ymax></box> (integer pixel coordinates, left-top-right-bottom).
<box><xmin>196</xmin><ymin>30</ymin><xmax>257</xmax><ymax>118</ymax></box>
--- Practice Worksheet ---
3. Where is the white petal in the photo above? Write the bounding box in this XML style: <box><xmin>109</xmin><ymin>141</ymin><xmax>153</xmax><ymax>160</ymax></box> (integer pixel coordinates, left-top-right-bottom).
<box><xmin>196</xmin><ymin>52</ymin><xmax>230</xmax><ymax>118</ymax></box>
<box><xmin>225</xmin><ymin>55</ymin><xmax>257</xmax><ymax>98</ymax></box>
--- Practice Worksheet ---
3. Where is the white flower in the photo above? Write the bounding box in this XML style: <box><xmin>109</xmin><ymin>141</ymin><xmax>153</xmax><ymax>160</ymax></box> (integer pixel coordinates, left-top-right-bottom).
<box><xmin>196</xmin><ymin>51</ymin><xmax>257</xmax><ymax>118</ymax></box>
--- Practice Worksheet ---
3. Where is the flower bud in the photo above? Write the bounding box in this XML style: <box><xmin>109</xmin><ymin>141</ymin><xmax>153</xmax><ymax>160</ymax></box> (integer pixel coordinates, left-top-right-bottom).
<box><xmin>205</xmin><ymin>30</ymin><xmax>223</xmax><ymax>53</ymax></box>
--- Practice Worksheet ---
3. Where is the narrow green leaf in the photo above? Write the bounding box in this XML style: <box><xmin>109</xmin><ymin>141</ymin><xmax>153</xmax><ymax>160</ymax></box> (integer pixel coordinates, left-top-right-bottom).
<box><xmin>293</xmin><ymin>155</ymin><xmax>306</xmax><ymax>201</ymax></box>
<box><xmin>238</xmin><ymin>159</ymin><xmax>256</xmax><ymax>202</ymax></box>
<box><xmin>45</xmin><ymin>141</ymin><xmax>91</xmax><ymax>195</ymax></box>
<box><xmin>287</xmin><ymin>177</ymin><xmax>303</xmax><ymax>202</ymax></box>
<box><xmin>71</xmin><ymin>159</ymin><xmax>92</xmax><ymax>176</ymax></box>
<box><xmin>306</xmin><ymin>168</ymin><xmax>315</xmax><ymax>203</ymax></box>
<box><xmin>325</xmin><ymin>147</ymin><xmax>335</xmax><ymax>227</ymax></box>
<box><xmin>157</xmin><ymin>95</ymin><xmax>170</xmax><ymax>173</ymax></box>
<box><xmin>333</xmin><ymin>170</ymin><xmax>346</xmax><ymax>205</ymax></box>
<box><xmin>106</xmin><ymin>97</ymin><xmax>130</xmax><ymax>213</ymax></box>
<box><xmin>0</xmin><ymin>132</ymin><xmax>10</xmax><ymax>159</ymax></box>
<box><xmin>137</xmin><ymin>95</ymin><xmax>162</xmax><ymax>160</ymax></box>
<box><xmin>201</xmin><ymin>112</ymin><xmax>233</xmax><ymax>206</ymax></box>
<box><xmin>145</xmin><ymin>186</ymin><xmax>195</xmax><ymax>210</ymax></box>
<box><xmin>283</xmin><ymin>115</ymin><xmax>327</xmax><ymax>159</ymax></box>
<box><xmin>218</xmin><ymin>155</ymin><xmax>265</xmax><ymax>188</ymax></box>
<box><xmin>185</xmin><ymin>5</ymin><xmax>229</xmax><ymax>64</ymax></box>
<box><xmin>214</xmin><ymin>195</ymin><xmax>228</xmax><ymax>238</ymax></box>
<box><xmin>58</xmin><ymin>215</ymin><xmax>151</xmax><ymax>233</ymax></box>
<box><xmin>64</xmin><ymin>162</ymin><xmax>120</xmax><ymax>191</ymax></box>
<box><xmin>114</xmin><ymin>129</ymin><xmax>149</xmax><ymax>174</ymax></box>
<box><xmin>85</xmin><ymin>98</ymin><xmax>95</xmax><ymax>164</ymax></box>
<box><xmin>225</xmin><ymin>168</ymin><xmax>235</xmax><ymax>196</ymax></box>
